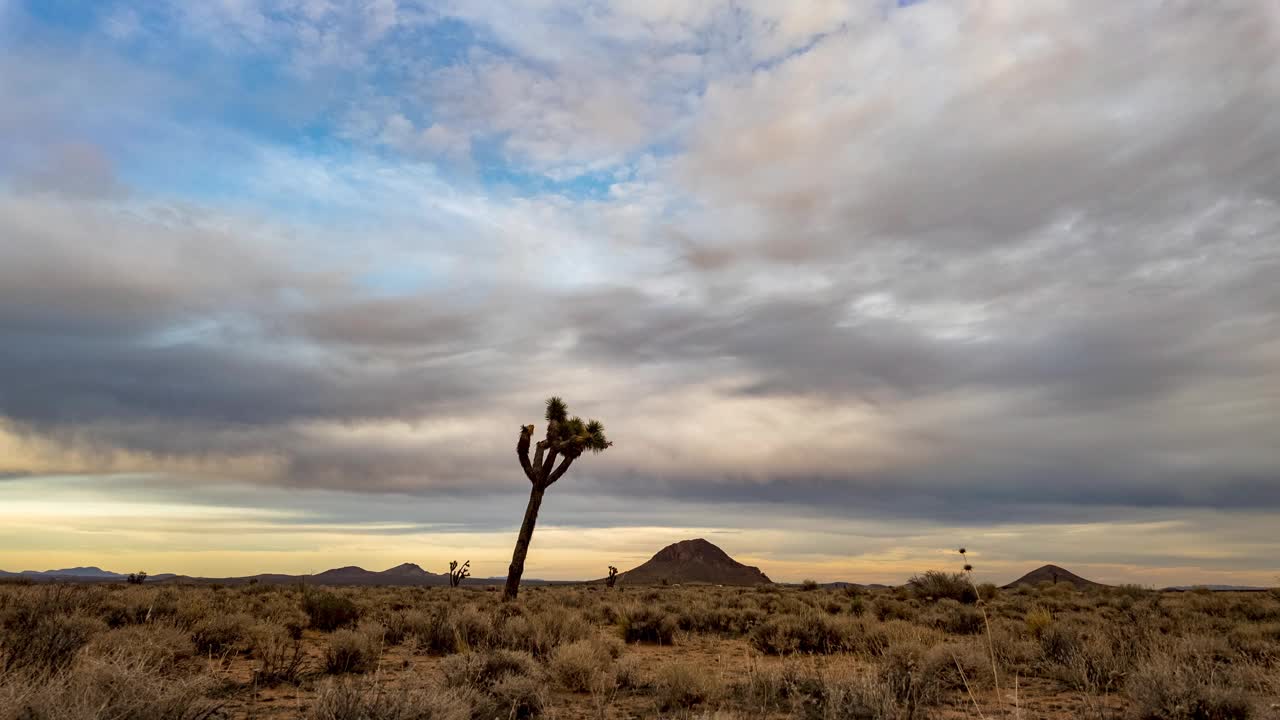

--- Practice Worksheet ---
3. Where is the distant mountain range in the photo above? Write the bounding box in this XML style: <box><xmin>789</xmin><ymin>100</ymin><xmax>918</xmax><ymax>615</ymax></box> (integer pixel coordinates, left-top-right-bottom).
<box><xmin>0</xmin><ymin>566</ymin><xmax>179</xmax><ymax>581</ymax></box>
<box><xmin>1163</xmin><ymin>584</ymin><xmax>1270</xmax><ymax>592</ymax></box>
<box><xmin>0</xmin><ymin>563</ymin><xmax>556</xmax><ymax>587</ymax></box>
<box><xmin>2</xmin><ymin>555</ymin><xmax>1272</xmax><ymax>592</ymax></box>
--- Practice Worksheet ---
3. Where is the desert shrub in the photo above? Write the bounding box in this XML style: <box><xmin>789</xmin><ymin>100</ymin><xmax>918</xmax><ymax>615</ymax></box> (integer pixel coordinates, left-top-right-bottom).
<box><xmin>749</xmin><ymin>614</ymin><xmax>844</xmax><ymax>655</ymax></box>
<box><xmin>935</xmin><ymin>603</ymin><xmax>985</xmax><ymax>635</ymax></box>
<box><xmin>848</xmin><ymin>597</ymin><xmax>867</xmax><ymax>617</ymax></box>
<box><xmin>1232</xmin><ymin>596</ymin><xmax>1280</xmax><ymax>623</ymax></box>
<box><xmin>675</xmin><ymin>602</ymin><xmax>762</xmax><ymax>636</ymax></box>
<box><xmin>804</xmin><ymin>670</ymin><xmax>901</xmax><ymax>720</ymax></box>
<box><xmin>729</xmin><ymin>663</ymin><xmax>805</xmax><ymax>712</ymax></box>
<box><xmin>654</xmin><ymin>662</ymin><xmax>721</xmax><ymax>711</ymax></box>
<box><xmin>976</xmin><ymin>583</ymin><xmax>999</xmax><ymax>602</ymax></box>
<box><xmin>0</xmin><ymin>650</ymin><xmax>222</xmax><ymax>720</ymax></box>
<box><xmin>549</xmin><ymin>638</ymin><xmax>618</xmax><ymax>692</ymax></box>
<box><xmin>249</xmin><ymin>621</ymin><xmax>307</xmax><ymax>685</ymax></box>
<box><xmin>1025</xmin><ymin>606</ymin><xmax>1054</xmax><ymax>638</ymax></box>
<box><xmin>878</xmin><ymin>639</ymin><xmax>990</xmax><ymax>711</ymax></box>
<box><xmin>534</xmin><ymin>606</ymin><xmax>590</xmax><ymax>655</ymax></box>
<box><xmin>908</xmin><ymin>571</ymin><xmax>977</xmax><ymax>604</ymax></box>
<box><xmin>324</xmin><ymin>629</ymin><xmax>379</xmax><ymax>674</ymax></box>
<box><xmin>190</xmin><ymin>612</ymin><xmax>252</xmax><ymax>655</ymax></box>
<box><xmin>800</xmin><ymin>579</ymin><xmax>819</xmax><ymax>592</ymax></box>
<box><xmin>987</xmin><ymin>620</ymin><xmax>1040</xmax><ymax>674</ymax></box>
<box><xmin>99</xmin><ymin>596</ymin><xmax>149</xmax><ymax>629</ymax></box>
<box><xmin>614</xmin><ymin>654</ymin><xmax>647</xmax><ymax>690</ymax></box>
<box><xmin>0</xmin><ymin>612</ymin><xmax>105</xmax><ymax>675</ymax></box>
<box><xmin>1037</xmin><ymin>621</ymin><xmax>1083</xmax><ymax>666</ymax></box>
<box><xmin>441</xmin><ymin>649</ymin><xmax>542</xmax><ymax>719</ymax></box>
<box><xmin>441</xmin><ymin>649</ymin><xmax>539</xmax><ymax>690</ymax></box>
<box><xmin>874</xmin><ymin>599</ymin><xmax>917</xmax><ymax>622</ymax></box>
<box><xmin>490</xmin><ymin>675</ymin><xmax>545</xmax><ymax>719</ymax></box>
<box><xmin>308</xmin><ymin>677</ymin><xmax>471</xmax><ymax>720</ymax></box>
<box><xmin>1041</xmin><ymin>622</ymin><xmax>1147</xmax><ymax>693</ymax></box>
<box><xmin>1113</xmin><ymin>584</ymin><xmax>1151</xmax><ymax>600</ymax></box>
<box><xmin>305</xmin><ymin>592</ymin><xmax>361</xmax><ymax>631</ymax></box>
<box><xmin>87</xmin><ymin>624</ymin><xmax>194</xmax><ymax>668</ymax></box>
<box><xmin>405</xmin><ymin>608</ymin><xmax>459</xmax><ymax>655</ymax></box>
<box><xmin>453</xmin><ymin>605</ymin><xmax>493</xmax><ymax>649</ymax></box>
<box><xmin>618</xmin><ymin>604</ymin><xmax>678</xmax><ymax>645</ymax></box>
<box><xmin>374</xmin><ymin>612</ymin><xmax>410</xmax><ymax>646</ymax></box>
<box><xmin>748</xmin><ymin>614</ymin><xmax>883</xmax><ymax>656</ymax></box>
<box><xmin>1227</xmin><ymin>623</ymin><xmax>1280</xmax><ymax>665</ymax></box>
<box><xmin>1125</xmin><ymin>653</ymin><xmax>1252</xmax><ymax>720</ymax></box>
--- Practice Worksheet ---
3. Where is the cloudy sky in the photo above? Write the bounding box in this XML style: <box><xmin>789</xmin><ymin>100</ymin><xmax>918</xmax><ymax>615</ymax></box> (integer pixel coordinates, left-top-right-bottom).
<box><xmin>1</xmin><ymin>0</ymin><xmax>1278</xmax><ymax>587</ymax></box>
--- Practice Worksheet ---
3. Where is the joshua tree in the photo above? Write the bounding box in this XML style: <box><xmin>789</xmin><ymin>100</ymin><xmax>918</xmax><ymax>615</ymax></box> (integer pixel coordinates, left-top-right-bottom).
<box><xmin>606</xmin><ymin>566</ymin><xmax>619</xmax><ymax>588</ymax></box>
<box><xmin>503</xmin><ymin>396</ymin><xmax>611</xmax><ymax>601</ymax></box>
<box><xmin>449</xmin><ymin>560</ymin><xmax>470</xmax><ymax>588</ymax></box>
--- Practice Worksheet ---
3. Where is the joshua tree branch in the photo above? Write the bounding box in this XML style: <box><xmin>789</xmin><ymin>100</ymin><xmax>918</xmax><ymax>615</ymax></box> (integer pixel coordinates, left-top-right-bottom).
<box><xmin>546</xmin><ymin>456</ymin><xmax>575</xmax><ymax>486</ymax></box>
<box><xmin>532</xmin><ymin>439</ymin><xmax>548</xmax><ymax>481</ymax></box>
<box><xmin>517</xmin><ymin>425</ymin><xmax>536</xmax><ymax>482</ymax></box>
<box><xmin>541</xmin><ymin>447</ymin><xmax>560</xmax><ymax>480</ymax></box>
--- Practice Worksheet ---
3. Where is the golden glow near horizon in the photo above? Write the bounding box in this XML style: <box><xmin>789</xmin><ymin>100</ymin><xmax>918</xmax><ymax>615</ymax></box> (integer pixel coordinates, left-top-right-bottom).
<box><xmin>2</xmin><ymin>475</ymin><xmax>1276</xmax><ymax>588</ymax></box>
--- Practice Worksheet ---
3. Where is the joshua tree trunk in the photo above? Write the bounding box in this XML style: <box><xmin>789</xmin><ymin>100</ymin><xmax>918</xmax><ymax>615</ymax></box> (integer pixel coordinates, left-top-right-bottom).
<box><xmin>503</xmin><ymin>484</ymin><xmax>545</xmax><ymax>601</ymax></box>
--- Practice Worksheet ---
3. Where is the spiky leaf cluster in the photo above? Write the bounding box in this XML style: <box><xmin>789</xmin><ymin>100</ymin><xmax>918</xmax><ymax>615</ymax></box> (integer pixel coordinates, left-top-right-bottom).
<box><xmin>519</xmin><ymin>397</ymin><xmax>611</xmax><ymax>488</ymax></box>
<box><xmin>553</xmin><ymin>416</ymin><xmax>611</xmax><ymax>459</ymax></box>
<box><xmin>545</xmin><ymin>397</ymin><xmax>568</xmax><ymax>423</ymax></box>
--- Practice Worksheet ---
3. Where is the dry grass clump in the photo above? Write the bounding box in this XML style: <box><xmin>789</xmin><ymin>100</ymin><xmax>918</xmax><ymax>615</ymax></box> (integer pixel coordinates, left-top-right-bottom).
<box><xmin>618</xmin><ymin>603</ymin><xmax>678</xmax><ymax>644</ymax></box>
<box><xmin>878</xmin><ymin>638</ymin><xmax>991</xmax><ymax>712</ymax></box>
<box><xmin>190</xmin><ymin>612</ymin><xmax>253</xmax><ymax>656</ymax></box>
<box><xmin>87</xmin><ymin>623</ymin><xmax>195</xmax><ymax>668</ymax></box>
<box><xmin>404</xmin><ymin>607</ymin><xmax>461</xmax><ymax>655</ymax></box>
<box><xmin>907</xmin><ymin>571</ymin><xmax>977</xmax><ymax>604</ymax></box>
<box><xmin>749</xmin><ymin>614</ymin><xmax>887</xmax><ymax>656</ymax></box>
<box><xmin>0</xmin><ymin>612</ymin><xmax>105</xmax><ymax>676</ymax></box>
<box><xmin>441</xmin><ymin>649</ymin><xmax>544</xmax><ymax>719</ymax></box>
<box><xmin>492</xmin><ymin>605</ymin><xmax>590</xmax><ymax>657</ymax></box>
<box><xmin>1125</xmin><ymin>650</ymin><xmax>1254</xmax><ymax>719</ymax></box>
<box><xmin>308</xmin><ymin>677</ymin><xmax>471</xmax><ymax>720</ymax></box>
<box><xmin>0</xmin><ymin>651</ymin><xmax>222</xmax><ymax>720</ymax></box>
<box><xmin>653</xmin><ymin>661</ymin><xmax>723</xmax><ymax>711</ymax></box>
<box><xmin>248</xmin><ymin>620</ymin><xmax>307</xmax><ymax>685</ymax></box>
<box><xmin>324</xmin><ymin>628</ymin><xmax>381</xmax><ymax>674</ymax></box>
<box><xmin>549</xmin><ymin>637</ymin><xmax>620</xmax><ymax>692</ymax></box>
<box><xmin>304</xmin><ymin>591</ymin><xmax>361</xmax><ymax>631</ymax></box>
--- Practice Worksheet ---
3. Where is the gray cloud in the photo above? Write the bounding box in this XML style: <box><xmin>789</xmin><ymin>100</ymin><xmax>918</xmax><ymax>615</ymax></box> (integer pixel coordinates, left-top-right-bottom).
<box><xmin>0</xmin><ymin>0</ymin><xmax>1278</xmax><ymax>556</ymax></box>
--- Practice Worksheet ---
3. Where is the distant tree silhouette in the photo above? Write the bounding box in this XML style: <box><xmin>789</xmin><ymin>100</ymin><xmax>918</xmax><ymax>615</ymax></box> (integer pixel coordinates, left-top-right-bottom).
<box><xmin>125</xmin><ymin>571</ymin><xmax>147</xmax><ymax>585</ymax></box>
<box><xmin>449</xmin><ymin>560</ymin><xmax>470</xmax><ymax>588</ymax></box>
<box><xmin>606</xmin><ymin>566</ymin><xmax>619</xmax><ymax>588</ymax></box>
<box><xmin>503</xmin><ymin>397</ymin><xmax>611</xmax><ymax>601</ymax></box>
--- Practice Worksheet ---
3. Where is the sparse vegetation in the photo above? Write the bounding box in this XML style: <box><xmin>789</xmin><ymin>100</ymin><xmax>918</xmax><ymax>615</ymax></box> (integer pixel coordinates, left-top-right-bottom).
<box><xmin>0</xmin><ymin>578</ymin><xmax>1275</xmax><ymax>718</ymax></box>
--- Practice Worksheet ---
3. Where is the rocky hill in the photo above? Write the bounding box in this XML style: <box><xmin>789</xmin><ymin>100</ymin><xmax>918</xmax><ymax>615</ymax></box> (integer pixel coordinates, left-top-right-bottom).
<box><xmin>1003</xmin><ymin>564</ymin><xmax>1106</xmax><ymax>589</ymax></box>
<box><xmin>616</xmin><ymin>538</ymin><xmax>771</xmax><ymax>586</ymax></box>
